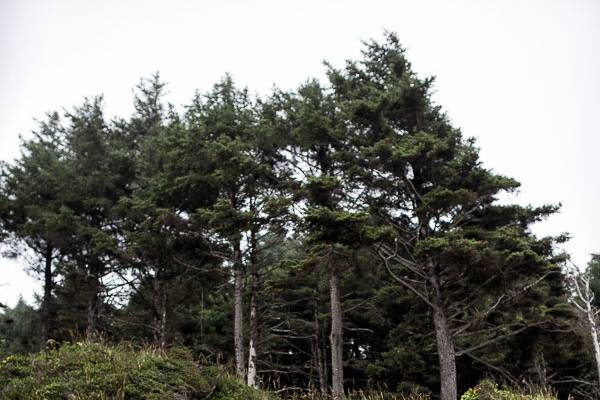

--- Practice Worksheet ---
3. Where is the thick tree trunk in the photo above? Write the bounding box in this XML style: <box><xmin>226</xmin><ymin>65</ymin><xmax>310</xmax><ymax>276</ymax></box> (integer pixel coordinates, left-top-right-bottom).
<box><xmin>329</xmin><ymin>263</ymin><xmax>344</xmax><ymax>400</ymax></box>
<box><xmin>233</xmin><ymin>240</ymin><xmax>246</xmax><ymax>379</ymax></box>
<box><xmin>40</xmin><ymin>245</ymin><xmax>54</xmax><ymax>344</ymax></box>
<box><xmin>430</xmin><ymin>264</ymin><xmax>457</xmax><ymax>400</ymax></box>
<box><xmin>247</xmin><ymin>229</ymin><xmax>259</xmax><ymax>388</ymax></box>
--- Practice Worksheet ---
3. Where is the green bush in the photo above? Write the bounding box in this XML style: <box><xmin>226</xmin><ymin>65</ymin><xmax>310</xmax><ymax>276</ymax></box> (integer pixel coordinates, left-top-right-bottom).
<box><xmin>461</xmin><ymin>380</ymin><xmax>556</xmax><ymax>400</ymax></box>
<box><xmin>0</xmin><ymin>342</ymin><xmax>270</xmax><ymax>400</ymax></box>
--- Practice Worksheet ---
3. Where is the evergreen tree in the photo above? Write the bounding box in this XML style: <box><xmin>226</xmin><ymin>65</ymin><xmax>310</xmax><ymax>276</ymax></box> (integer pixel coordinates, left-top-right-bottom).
<box><xmin>327</xmin><ymin>33</ymin><xmax>568</xmax><ymax>399</ymax></box>
<box><xmin>0</xmin><ymin>113</ymin><xmax>73</xmax><ymax>343</ymax></box>
<box><xmin>60</xmin><ymin>97</ymin><xmax>127</xmax><ymax>340</ymax></box>
<box><xmin>0</xmin><ymin>299</ymin><xmax>40</xmax><ymax>355</ymax></box>
<box><xmin>274</xmin><ymin>79</ymin><xmax>385</xmax><ymax>399</ymax></box>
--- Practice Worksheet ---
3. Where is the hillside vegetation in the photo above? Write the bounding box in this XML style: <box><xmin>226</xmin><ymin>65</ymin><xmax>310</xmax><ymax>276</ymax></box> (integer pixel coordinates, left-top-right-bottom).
<box><xmin>0</xmin><ymin>342</ymin><xmax>269</xmax><ymax>400</ymax></box>
<box><xmin>0</xmin><ymin>343</ymin><xmax>556</xmax><ymax>400</ymax></box>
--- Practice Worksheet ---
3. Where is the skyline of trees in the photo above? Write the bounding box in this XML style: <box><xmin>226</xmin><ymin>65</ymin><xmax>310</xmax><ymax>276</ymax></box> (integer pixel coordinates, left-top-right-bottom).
<box><xmin>0</xmin><ymin>33</ymin><xmax>598</xmax><ymax>399</ymax></box>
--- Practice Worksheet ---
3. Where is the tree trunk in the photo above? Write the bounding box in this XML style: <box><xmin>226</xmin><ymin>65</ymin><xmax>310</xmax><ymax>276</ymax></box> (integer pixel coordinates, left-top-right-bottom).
<box><xmin>85</xmin><ymin>295</ymin><xmax>98</xmax><ymax>342</ymax></box>
<box><xmin>329</xmin><ymin>263</ymin><xmax>344</xmax><ymax>400</ymax></box>
<box><xmin>85</xmin><ymin>264</ymin><xmax>101</xmax><ymax>342</ymax></box>
<box><xmin>233</xmin><ymin>239</ymin><xmax>246</xmax><ymax>379</ymax></box>
<box><xmin>247</xmin><ymin>228</ymin><xmax>259</xmax><ymax>388</ymax></box>
<box><xmin>40</xmin><ymin>245</ymin><xmax>54</xmax><ymax>344</ymax></box>
<box><xmin>153</xmin><ymin>279</ymin><xmax>168</xmax><ymax>351</ymax></box>
<box><xmin>587</xmin><ymin>304</ymin><xmax>600</xmax><ymax>385</ymax></box>
<box><xmin>159</xmin><ymin>291</ymin><xmax>167</xmax><ymax>350</ymax></box>
<box><xmin>430</xmin><ymin>263</ymin><xmax>457</xmax><ymax>400</ymax></box>
<box><xmin>313</xmin><ymin>310</ymin><xmax>327</xmax><ymax>395</ymax></box>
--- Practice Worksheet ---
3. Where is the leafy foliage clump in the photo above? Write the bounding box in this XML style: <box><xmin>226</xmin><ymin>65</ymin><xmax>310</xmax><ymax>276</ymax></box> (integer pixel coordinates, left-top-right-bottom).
<box><xmin>461</xmin><ymin>380</ymin><xmax>556</xmax><ymax>400</ymax></box>
<box><xmin>0</xmin><ymin>342</ymin><xmax>269</xmax><ymax>400</ymax></box>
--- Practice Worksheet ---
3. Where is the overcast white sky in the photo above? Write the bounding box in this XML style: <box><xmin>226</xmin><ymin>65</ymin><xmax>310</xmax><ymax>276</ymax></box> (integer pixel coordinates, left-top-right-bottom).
<box><xmin>1</xmin><ymin>0</ymin><xmax>599</xmax><ymax>307</ymax></box>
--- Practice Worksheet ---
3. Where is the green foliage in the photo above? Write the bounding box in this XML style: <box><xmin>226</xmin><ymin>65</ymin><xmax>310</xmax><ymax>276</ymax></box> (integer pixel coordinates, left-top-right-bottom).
<box><xmin>0</xmin><ymin>342</ymin><xmax>269</xmax><ymax>400</ymax></box>
<box><xmin>0</xmin><ymin>299</ymin><xmax>40</xmax><ymax>356</ymax></box>
<box><xmin>0</xmin><ymin>32</ymin><xmax>593</xmax><ymax>399</ymax></box>
<box><xmin>461</xmin><ymin>380</ymin><xmax>556</xmax><ymax>400</ymax></box>
<box><xmin>587</xmin><ymin>254</ymin><xmax>600</xmax><ymax>308</ymax></box>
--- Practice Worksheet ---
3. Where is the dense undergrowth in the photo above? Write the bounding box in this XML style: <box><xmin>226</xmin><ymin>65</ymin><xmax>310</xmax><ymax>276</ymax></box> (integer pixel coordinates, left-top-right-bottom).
<box><xmin>0</xmin><ymin>342</ymin><xmax>269</xmax><ymax>400</ymax></box>
<box><xmin>0</xmin><ymin>342</ymin><xmax>556</xmax><ymax>400</ymax></box>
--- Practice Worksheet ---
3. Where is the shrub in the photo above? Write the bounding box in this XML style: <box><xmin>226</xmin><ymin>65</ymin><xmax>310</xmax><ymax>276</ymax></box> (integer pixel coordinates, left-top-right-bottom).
<box><xmin>0</xmin><ymin>341</ymin><xmax>270</xmax><ymax>400</ymax></box>
<box><xmin>461</xmin><ymin>380</ymin><xmax>556</xmax><ymax>400</ymax></box>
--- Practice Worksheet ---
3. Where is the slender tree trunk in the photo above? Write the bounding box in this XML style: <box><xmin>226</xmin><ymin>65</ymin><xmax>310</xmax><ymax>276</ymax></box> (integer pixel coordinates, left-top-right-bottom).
<box><xmin>152</xmin><ymin>279</ymin><xmax>168</xmax><ymax>351</ymax></box>
<box><xmin>85</xmin><ymin>295</ymin><xmax>97</xmax><ymax>341</ymax></box>
<box><xmin>329</xmin><ymin>262</ymin><xmax>344</xmax><ymax>400</ymax></box>
<box><xmin>587</xmin><ymin>304</ymin><xmax>600</xmax><ymax>385</ymax></box>
<box><xmin>200</xmin><ymin>286</ymin><xmax>204</xmax><ymax>341</ymax></box>
<box><xmin>159</xmin><ymin>291</ymin><xmax>167</xmax><ymax>350</ymax></box>
<box><xmin>233</xmin><ymin>239</ymin><xmax>246</xmax><ymax>379</ymax></box>
<box><xmin>40</xmin><ymin>245</ymin><xmax>54</xmax><ymax>344</ymax></box>
<box><xmin>247</xmin><ymin>228</ymin><xmax>259</xmax><ymax>388</ymax></box>
<box><xmin>313</xmin><ymin>310</ymin><xmax>327</xmax><ymax>395</ymax></box>
<box><xmin>430</xmin><ymin>263</ymin><xmax>457</xmax><ymax>400</ymax></box>
<box><xmin>85</xmin><ymin>263</ymin><xmax>102</xmax><ymax>342</ymax></box>
<box><xmin>322</xmin><ymin>317</ymin><xmax>329</xmax><ymax>394</ymax></box>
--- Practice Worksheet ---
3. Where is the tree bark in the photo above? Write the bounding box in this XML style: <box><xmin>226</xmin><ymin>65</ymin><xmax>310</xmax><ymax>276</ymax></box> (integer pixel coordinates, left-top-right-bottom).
<box><xmin>247</xmin><ymin>228</ymin><xmax>259</xmax><ymax>388</ymax></box>
<box><xmin>85</xmin><ymin>267</ymin><xmax>100</xmax><ymax>342</ymax></box>
<box><xmin>40</xmin><ymin>245</ymin><xmax>54</xmax><ymax>344</ymax></box>
<box><xmin>329</xmin><ymin>262</ymin><xmax>344</xmax><ymax>400</ymax></box>
<box><xmin>233</xmin><ymin>239</ymin><xmax>246</xmax><ymax>379</ymax></box>
<box><xmin>85</xmin><ymin>295</ymin><xmax>98</xmax><ymax>341</ymax></box>
<box><xmin>152</xmin><ymin>279</ymin><xmax>168</xmax><ymax>351</ymax></box>
<box><xmin>313</xmin><ymin>310</ymin><xmax>327</xmax><ymax>395</ymax></box>
<box><xmin>586</xmin><ymin>302</ymin><xmax>600</xmax><ymax>385</ymax></box>
<box><xmin>430</xmin><ymin>263</ymin><xmax>457</xmax><ymax>400</ymax></box>
<box><xmin>159</xmin><ymin>291</ymin><xmax>167</xmax><ymax>350</ymax></box>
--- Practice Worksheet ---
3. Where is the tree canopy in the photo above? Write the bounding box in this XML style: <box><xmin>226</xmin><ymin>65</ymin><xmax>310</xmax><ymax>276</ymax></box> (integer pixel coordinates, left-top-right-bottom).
<box><xmin>0</xmin><ymin>33</ymin><xmax>596</xmax><ymax>399</ymax></box>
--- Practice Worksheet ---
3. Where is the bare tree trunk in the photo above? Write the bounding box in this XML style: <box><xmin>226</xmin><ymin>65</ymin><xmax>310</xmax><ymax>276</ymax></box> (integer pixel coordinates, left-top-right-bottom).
<box><xmin>570</xmin><ymin>270</ymin><xmax>600</xmax><ymax>388</ymax></box>
<box><xmin>247</xmin><ymin>228</ymin><xmax>259</xmax><ymax>388</ymax></box>
<box><xmin>40</xmin><ymin>245</ymin><xmax>54</xmax><ymax>344</ymax></box>
<box><xmin>233</xmin><ymin>240</ymin><xmax>246</xmax><ymax>379</ymax></box>
<box><xmin>85</xmin><ymin>295</ymin><xmax>97</xmax><ymax>342</ymax></box>
<box><xmin>329</xmin><ymin>262</ymin><xmax>344</xmax><ymax>400</ymax></box>
<box><xmin>85</xmin><ymin>267</ymin><xmax>100</xmax><ymax>342</ymax></box>
<box><xmin>322</xmin><ymin>317</ymin><xmax>329</xmax><ymax>394</ymax></box>
<box><xmin>430</xmin><ymin>263</ymin><xmax>457</xmax><ymax>400</ymax></box>
<box><xmin>152</xmin><ymin>279</ymin><xmax>168</xmax><ymax>351</ymax></box>
<box><xmin>313</xmin><ymin>310</ymin><xmax>327</xmax><ymax>395</ymax></box>
<box><xmin>200</xmin><ymin>286</ymin><xmax>204</xmax><ymax>341</ymax></box>
<box><xmin>587</xmin><ymin>303</ymin><xmax>600</xmax><ymax>384</ymax></box>
<box><xmin>159</xmin><ymin>291</ymin><xmax>167</xmax><ymax>349</ymax></box>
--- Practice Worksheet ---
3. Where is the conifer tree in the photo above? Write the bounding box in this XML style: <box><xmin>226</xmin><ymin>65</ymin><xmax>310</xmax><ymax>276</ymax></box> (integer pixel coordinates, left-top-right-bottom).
<box><xmin>327</xmin><ymin>33</ymin><xmax>566</xmax><ymax>399</ymax></box>
<box><xmin>0</xmin><ymin>113</ymin><xmax>73</xmax><ymax>343</ymax></box>
<box><xmin>61</xmin><ymin>97</ymin><xmax>126</xmax><ymax>340</ymax></box>
<box><xmin>275</xmin><ymin>80</ymin><xmax>382</xmax><ymax>399</ymax></box>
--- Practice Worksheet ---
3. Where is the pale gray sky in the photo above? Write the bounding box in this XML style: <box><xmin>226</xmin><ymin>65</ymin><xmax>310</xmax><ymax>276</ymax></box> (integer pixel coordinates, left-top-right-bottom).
<box><xmin>1</xmin><ymin>0</ymin><xmax>599</xmax><ymax>307</ymax></box>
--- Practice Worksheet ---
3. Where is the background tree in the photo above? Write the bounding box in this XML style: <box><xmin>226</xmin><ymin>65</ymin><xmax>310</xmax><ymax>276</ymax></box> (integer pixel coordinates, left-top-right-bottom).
<box><xmin>0</xmin><ymin>114</ymin><xmax>72</xmax><ymax>343</ymax></box>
